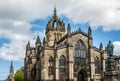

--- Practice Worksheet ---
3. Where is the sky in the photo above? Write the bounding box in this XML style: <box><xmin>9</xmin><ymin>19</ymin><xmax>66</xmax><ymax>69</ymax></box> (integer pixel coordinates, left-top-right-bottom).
<box><xmin>0</xmin><ymin>0</ymin><xmax>120</xmax><ymax>80</ymax></box>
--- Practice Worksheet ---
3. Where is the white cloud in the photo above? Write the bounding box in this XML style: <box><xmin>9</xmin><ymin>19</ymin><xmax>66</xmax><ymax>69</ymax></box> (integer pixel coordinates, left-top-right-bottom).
<box><xmin>0</xmin><ymin>0</ymin><xmax>120</xmax><ymax>61</ymax></box>
<box><xmin>113</xmin><ymin>41</ymin><xmax>120</xmax><ymax>55</ymax></box>
<box><xmin>0</xmin><ymin>20</ymin><xmax>45</xmax><ymax>61</ymax></box>
<box><xmin>0</xmin><ymin>0</ymin><xmax>120</xmax><ymax>30</ymax></box>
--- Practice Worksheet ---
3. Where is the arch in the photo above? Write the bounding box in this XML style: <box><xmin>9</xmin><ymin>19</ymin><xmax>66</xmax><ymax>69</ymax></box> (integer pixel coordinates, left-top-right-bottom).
<box><xmin>48</xmin><ymin>56</ymin><xmax>54</xmax><ymax>74</ymax></box>
<box><xmin>53</xmin><ymin>21</ymin><xmax>57</xmax><ymax>28</ymax></box>
<box><xmin>74</xmin><ymin>40</ymin><xmax>86</xmax><ymax>65</ymax></box>
<box><xmin>94</xmin><ymin>57</ymin><xmax>100</xmax><ymax>74</ymax></box>
<box><xmin>59</xmin><ymin>55</ymin><xmax>66</xmax><ymax>73</ymax></box>
<box><xmin>78</xmin><ymin>70</ymin><xmax>87</xmax><ymax>81</ymax></box>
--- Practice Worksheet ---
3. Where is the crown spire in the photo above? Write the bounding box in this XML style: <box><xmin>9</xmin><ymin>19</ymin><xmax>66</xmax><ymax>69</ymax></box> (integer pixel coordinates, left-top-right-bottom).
<box><xmin>54</xmin><ymin>6</ymin><xmax>57</xmax><ymax>17</ymax></box>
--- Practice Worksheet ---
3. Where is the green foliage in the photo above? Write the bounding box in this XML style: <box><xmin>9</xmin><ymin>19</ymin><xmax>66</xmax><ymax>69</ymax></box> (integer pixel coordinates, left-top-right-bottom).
<box><xmin>14</xmin><ymin>72</ymin><xmax>24</xmax><ymax>81</ymax></box>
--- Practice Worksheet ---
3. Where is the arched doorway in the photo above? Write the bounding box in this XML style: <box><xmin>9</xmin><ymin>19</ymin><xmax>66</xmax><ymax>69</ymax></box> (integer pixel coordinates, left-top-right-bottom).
<box><xmin>78</xmin><ymin>70</ymin><xmax>87</xmax><ymax>81</ymax></box>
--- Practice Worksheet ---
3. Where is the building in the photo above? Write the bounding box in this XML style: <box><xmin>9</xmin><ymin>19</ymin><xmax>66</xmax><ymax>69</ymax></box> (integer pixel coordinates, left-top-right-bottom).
<box><xmin>24</xmin><ymin>7</ymin><xmax>108</xmax><ymax>81</ymax></box>
<box><xmin>5</xmin><ymin>61</ymin><xmax>14</xmax><ymax>81</ymax></box>
<box><xmin>115</xmin><ymin>56</ymin><xmax>120</xmax><ymax>72</ymax></box>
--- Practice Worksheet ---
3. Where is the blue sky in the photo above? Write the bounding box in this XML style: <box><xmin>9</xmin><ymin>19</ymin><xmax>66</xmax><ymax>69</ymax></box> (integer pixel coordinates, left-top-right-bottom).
<box><xmin>0</xmin><ymin>0</ymin><xmax>120</xmax><ymax>80</ymax></box>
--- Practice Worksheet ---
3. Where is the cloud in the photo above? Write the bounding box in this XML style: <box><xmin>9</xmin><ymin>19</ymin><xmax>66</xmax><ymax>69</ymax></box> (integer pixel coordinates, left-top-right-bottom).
<box><xmin>0</xmin><ymin>0</ymin><xmax>120</xmax><ymax>31</ymax></box>
<box><xmin>57</xmin><ymin>0</ymin><xmax>120</xmax><ymax>31</ymax></box>
<box><xmin>0</xmin><ymin>20</ymin><xmax>45</xmax><ymax>61</ymax></box>
<box><xmin>113</xmin><ymin>41</ymin><xmax>120</xmax><ymax>55</ymax></box>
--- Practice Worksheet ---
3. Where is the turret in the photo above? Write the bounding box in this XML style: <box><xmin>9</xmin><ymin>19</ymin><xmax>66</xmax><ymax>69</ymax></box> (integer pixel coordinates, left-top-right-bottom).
<box><xmin>43</xmin><ymin>37</ymin><xmax>47</xmax><ymax>46</ymax></box>
<box><xmin>99</xmin><ymin>42</ymin><xmax>103</xmax><ymax>51</ymax></box>
<box><xmin>67</xmin><ymin>23</ymin><xmax>71</xmax><ymax>36</ymax></box>
<box><xmin>10</xmin><ymin>61</ymin><xmax>14</xmax><ymax>74</ymax></box>
<box><xmin>26</xmin><ymin>41</ymin><xmax>31</xmax><ymax>57</ymax></box>
<box><xmin>26</xmin><ymin>41</ymin><xmax>30</xmax><ymax>50</ymax></box>
<box><xmin>45</xmin><ymin>7</ymin><xmax>65</xmax><ymax>46</ymax></box>
<box><xmin>88</xmin><ymin>26</ymin><xmax>92</xmax><ymax>47</ymax></box>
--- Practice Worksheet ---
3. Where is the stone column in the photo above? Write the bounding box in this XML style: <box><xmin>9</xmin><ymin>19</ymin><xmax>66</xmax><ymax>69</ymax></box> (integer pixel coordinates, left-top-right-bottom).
<box><xmin>68</xmin><ymin>45</ymin><xmax>74</xmax><ymax>81</ymax></box>
<box><xmin>69</xmin><ymin>62</ymin><xmax>74</xmax><ymax>80</ymax></box>
<box><xmin>55</xmin><ymin>56</ymin><xmax>59</xmax><ymax>80</ymax></box>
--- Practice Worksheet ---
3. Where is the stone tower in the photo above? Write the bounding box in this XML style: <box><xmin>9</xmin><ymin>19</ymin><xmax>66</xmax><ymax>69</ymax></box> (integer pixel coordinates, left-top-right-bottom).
<box><xmin>46</xmin><ymin>7</ymin><xmax>65</xmax><ymax>46</ymax></box>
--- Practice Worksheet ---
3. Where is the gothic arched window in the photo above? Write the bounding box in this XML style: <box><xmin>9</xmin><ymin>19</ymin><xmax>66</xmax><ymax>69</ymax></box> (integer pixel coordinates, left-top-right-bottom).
<box><xmin>48</xmin><ymin>56</ymin><xmax>54</xmax><ymax>74</ymax></box>
<box><xmin>74</xmin><ymin>40</ymin><xmax>86</xmax><ymax>65</ymax></box>
<box><xmin>59</xmin><ymin>55</ymin><xmax>66</xmax><ymax>73</ymax></box>
<box><xmin>94</xmin><ymin>57</ymin><xmax>100</xmax><ymax>74</ymax></box>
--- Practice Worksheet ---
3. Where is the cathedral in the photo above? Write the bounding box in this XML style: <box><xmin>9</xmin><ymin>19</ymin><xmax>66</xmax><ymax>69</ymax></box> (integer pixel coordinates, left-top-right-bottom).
<box><xmin>24</xmin><ymin>8</ymin><xmax>108</xmax><ymax>81</ymax></box>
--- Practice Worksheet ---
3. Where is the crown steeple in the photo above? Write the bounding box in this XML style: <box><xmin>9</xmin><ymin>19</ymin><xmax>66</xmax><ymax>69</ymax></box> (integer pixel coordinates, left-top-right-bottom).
<box><xmin>45</xmin><ymin>7</ymin><xmax>65</xmax><ymax>46</ymax></box>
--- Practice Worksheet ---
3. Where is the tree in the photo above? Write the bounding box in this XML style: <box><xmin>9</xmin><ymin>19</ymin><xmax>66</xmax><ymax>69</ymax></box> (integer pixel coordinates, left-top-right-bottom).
<box><xmin>14</xmin><ymin>72</ymin><xmax>24</xmax><ymax>81</ymax></box>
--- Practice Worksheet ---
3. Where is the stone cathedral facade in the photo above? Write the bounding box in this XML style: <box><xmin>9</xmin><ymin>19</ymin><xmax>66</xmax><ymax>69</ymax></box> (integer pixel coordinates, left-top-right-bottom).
<box><xmin>24</xmin><ymin>8</ymin><xmax>108</xmax><ymax>81</ymax></box>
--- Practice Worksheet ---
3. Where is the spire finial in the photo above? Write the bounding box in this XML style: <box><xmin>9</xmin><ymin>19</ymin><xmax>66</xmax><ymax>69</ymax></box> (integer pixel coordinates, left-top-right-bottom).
<box><xmin>54</xmin><ymin>6</ymin><xmax>57</xmax><ymax>16</ymax></box>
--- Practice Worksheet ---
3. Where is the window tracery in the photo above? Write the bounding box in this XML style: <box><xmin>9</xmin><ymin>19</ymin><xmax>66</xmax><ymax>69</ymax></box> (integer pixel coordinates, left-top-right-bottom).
<box><xmin>74</xmin><ymin>40</ymin><xmax>86</xmax><ymax>65</ymax></box>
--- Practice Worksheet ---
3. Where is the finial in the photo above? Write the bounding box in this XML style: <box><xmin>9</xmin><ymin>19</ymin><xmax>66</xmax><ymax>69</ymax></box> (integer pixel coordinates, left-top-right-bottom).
<box><xmin>43</xmin><ymin>37</ymin><xmax>47</xmax><ymax>45</ymax></box>
<box><xmin>36</xmin><ymin>36</ymin><xmax>41</xmax><ymax>45</ymax></box>
<box><xmin>99</xmin><ymin>42</ymin><xmax>103</xmax><ymax>50</ymax></box>
<box><xmin>26</xmin><ymin>41</ymin><xmax>30</xmax><ymax>49</ymax></box>
<box><xmin>88</xmin><ymin>26</ymin><xmax>92</xmax><ymax>37</ymax></box>
<box><xmin>67</xmin><ymin>23</ymin><xmax>71</xmax><ymax>35</ymax></box>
